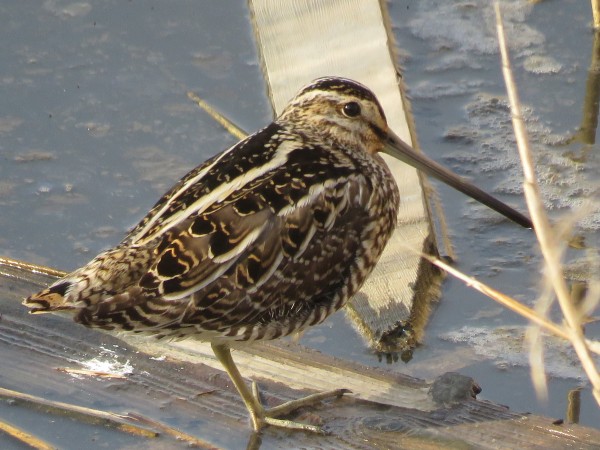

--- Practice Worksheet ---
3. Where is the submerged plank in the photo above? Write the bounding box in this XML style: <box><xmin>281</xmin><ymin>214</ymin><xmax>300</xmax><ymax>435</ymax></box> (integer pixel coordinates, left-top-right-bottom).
<box><xmin>249</xmin><ymin>0</ymin><xmax>444</xmax><ymax>354</ymax></box>
<box><xmin>2</xmin><ymin>260</ymin><xmax>600</xmax><ymax>449</ymax></box>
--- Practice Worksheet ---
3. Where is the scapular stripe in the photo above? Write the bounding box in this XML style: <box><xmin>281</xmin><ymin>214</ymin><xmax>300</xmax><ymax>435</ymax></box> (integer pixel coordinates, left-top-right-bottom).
<box><xmin>134</xmin><ymin>137</ymin><xmax>301</xmax><ymax>246</ymax></box>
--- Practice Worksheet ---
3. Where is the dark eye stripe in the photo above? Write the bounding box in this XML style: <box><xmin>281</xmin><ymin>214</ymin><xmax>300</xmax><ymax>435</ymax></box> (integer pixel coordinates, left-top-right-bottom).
<box><xmin>369</xmin><ymin>123</ymin><xmax>387</xmax><ymax>140</ymax></box>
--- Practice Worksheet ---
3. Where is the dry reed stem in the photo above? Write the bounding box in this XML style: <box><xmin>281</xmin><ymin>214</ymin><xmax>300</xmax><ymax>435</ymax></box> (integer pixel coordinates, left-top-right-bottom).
<box><xmin>580</xmin><ymin>272</ymin><xmax>600</xmax><ymax>319</ymax></box>
<box><xmin>0</xmin><ymin>256</ymin><xmax>66</xmax><ymax>279</ymax></box>
<box><xmin>55</xmin><ymin>367</ymin><xmax>128</xmax><ymax>379</ymax></box>
<box><xmin>127</xmin><ymin>413</ymin><xmax>222</xmax><ymax>449</ymax></box>
<box><xmin>420</xmin><ymin>253</ymin><xmax>600</xmax><ymax>354</ymax></box>
<box><xmin>187</xmin><ymin>91</ymin><xmax>247</xmax><ymax>140</ymax></box>
<box><xmin>0</xmin><ymin>386</ymin><xmax>220</xmax><ymax>447</ymax></box>
<box><xmin>0</xmin><ymin>387</ymin><xmax>157</xmax><ymax>438</ymax></box>
<box><xmin>494</xmin><ymin>3</ymin><xmax>600</xmax><ymax>405</ymax></box>
<box><xmin>0</xmin><ymin>418</ymin><xmax>54</xmax><ymax>450</ymax></box>
<box><xmin>525</xmin><ymin>280</ymin><xmax>555</xmax><ymax>399</ymax></box>
<box><xmin>526</xmin><ymin>210</ymin><xmax>577</xmax><ymax>398</ymax></box>
<box><xmin>593</xmin><ymin>0</ymin><xmax>600</xmax><ymax>29</ymax></box>
<box><xmin>526</xmin><ymin>326</ymin><xmax>548</xmax><ymax>399</ymax></box>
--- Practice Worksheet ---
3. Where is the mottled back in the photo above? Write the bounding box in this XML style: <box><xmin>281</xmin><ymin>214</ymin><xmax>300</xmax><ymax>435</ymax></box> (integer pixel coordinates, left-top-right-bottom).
<box><xmin>24</xmin><ymin>77</ymin><xmax>400</xmax><ymax>343</ymax></box>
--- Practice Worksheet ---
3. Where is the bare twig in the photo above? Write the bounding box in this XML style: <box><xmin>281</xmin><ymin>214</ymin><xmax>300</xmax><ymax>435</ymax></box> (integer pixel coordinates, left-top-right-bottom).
<box><xmin>566</xmin><ymin>387</ymin><xmax>582</xmax><ymax>423</ymax></box>
<box><xmin>526</xmin><ymin>209</ymin><xmax>578</xmax><ymax>399</ymax></box>
<box><xmin>525</xmin><ymin>281</ymin><xmax>554</xmax><ymax>400</ymax></box>
<box><xmin>0</xmin><ymin>386</ymin><xmax>222</xmax><ymax>447</ymax></box>
<box><xmin>0</xmin><ymin>418</ymin><xmax>54</xmax><ymax>450</ymax></box>
<box><xmin>0</xmin><ymin>387</ymin><xmax>157</xmax><ymax>438</ymax></box>
<box><xmin>592</xmin><ymin>0</ymin><xmax>600</xmax><ymax>29</ymax></box>
<box><xmin>495</xmin><ymin>3</ymin><xmax>600</xmax><ymax>405</ymax></box>
<box><xmin>127</xmin><ymin>413</ymin><xmax>221</xmax><ymax>449</ymax></box>
<box><xmin>187</xmin><ymin>91</ymin><xmax>247</xmax><ymax>140</ymax></box>
<box><xmin>420</xmin><ymin>253</ymin><xmax>600</xmax><ymax>354</ymax></box>
<box><xmin>0</xmin><ymin>257</ymin><xmax>66</xmax><ymax>279</ymax></box>
<box><xmin>55</xmin><ymin>367</ymin><xmax>128</xmax><ymax>379</ymax></box>
<box><xmin>576</xmin><ymin>29</ymin><xmax>600</xmax><ymax>145</ymax></box>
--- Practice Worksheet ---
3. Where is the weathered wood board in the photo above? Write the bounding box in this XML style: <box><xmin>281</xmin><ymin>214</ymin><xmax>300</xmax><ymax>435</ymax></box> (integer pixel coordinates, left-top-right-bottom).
<box><xmin>2</xmin><ymin>258</ymin><xmax>600</xmax><ymax>448</ymax></box>
<box><xmin>249</xmin><ymin>0</ymin><xmax>445</xmax><ymax>354</ymax></box>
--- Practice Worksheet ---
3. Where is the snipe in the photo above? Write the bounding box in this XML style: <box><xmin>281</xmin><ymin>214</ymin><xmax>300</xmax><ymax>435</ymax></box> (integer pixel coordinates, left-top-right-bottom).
<box><xmin>24</xmin><ymin>77</ymin><xmax>531</xmax><ymax>433</ymax></box>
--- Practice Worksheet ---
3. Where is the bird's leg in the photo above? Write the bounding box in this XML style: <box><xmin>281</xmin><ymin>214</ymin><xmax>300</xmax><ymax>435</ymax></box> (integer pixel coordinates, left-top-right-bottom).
<box><xmin>251</xmin><ymin>381</ymin><xmax>349</xmax><ymax>418</ymax></box>
<box><xmin>211</xmin><ymin>343</ymin><xmax>266</xmax><ymax>431</ymax></box>
<box><xmin>211</xmin><ymin>343</ymin><xmax>347</xmax><ymax>433</ymax></box>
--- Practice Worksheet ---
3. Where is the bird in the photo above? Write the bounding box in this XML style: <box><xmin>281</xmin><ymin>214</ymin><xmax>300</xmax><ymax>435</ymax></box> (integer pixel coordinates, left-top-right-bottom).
<box><xmin>24</xmin><ymin>76</ymin><xmax>532</xmax><ymax>434</ymax></box>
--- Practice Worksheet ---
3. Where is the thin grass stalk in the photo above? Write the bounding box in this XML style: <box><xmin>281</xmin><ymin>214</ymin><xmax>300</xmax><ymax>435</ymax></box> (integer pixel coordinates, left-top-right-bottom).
<box><xmin>0</xmin><ymin>387</ymin><xmax>156</xmax><ymax>438</ymax></box>
<box><xmin>592</xmin><ymin>0</ymin><xmax>600</xmax><ymax>29</ymax></box>
<box><xmin>525</xmin><ymin>280</ymin><xmax>555</xmax><ymax>400</ymax></box>
<box><xmin>525</xmin><ymin>208</ymin><xmax>580</xmax><ymax>400</ymax></box>
<box><xmin>0</xmin><ymin>419</ymin><xmax>54</xmax><ymax>450</ymax></box>
<box><xmin>580</xmin><ymin>276</ymin><xmax>600</xmax><ymax>320</ymax></box>
<box><xmin>526</xmin><ymin>326</ymin><xmax>547</xmax><ymax>400</ymax></box>
<box><xmin>422</xmin><ymin>254</ymin><xmax>565</xmax><ymax>341</ymax></box>
<box><xmin>187</xmin><ymin>91</ymin><xmax>247</xmax><ymax>140</ymax></box>
<box><xmin>420</xmin><ymin>252</ymin><xmax>600</xmax><ymax>355</ymax></box>
<box><xmin>127</xmin><ymin>413</ymin><xmax>222</xmax><ymax>449</ymax></box>
<box><xmin>494</xmin><ymin>3</ymin><xmax>600</xmax><ymax>405</ymax></box>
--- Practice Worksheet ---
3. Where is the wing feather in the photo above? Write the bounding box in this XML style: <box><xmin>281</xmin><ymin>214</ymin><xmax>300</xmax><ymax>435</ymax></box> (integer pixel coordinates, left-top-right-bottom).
<box><xmin>136</xmin><ymin>164</ymin><xmax>372</xmax><ymax>331</ymax></box>
<box><xmin>76</xmin><ymin>123</ymin><xmax>376</xmax><ymax>335</ymax></box>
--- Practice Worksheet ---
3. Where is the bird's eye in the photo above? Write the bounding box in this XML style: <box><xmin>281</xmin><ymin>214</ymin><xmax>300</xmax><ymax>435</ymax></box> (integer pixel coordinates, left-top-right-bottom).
<box><xmin>342</xmin><ymin>102</ymin><xmax>361</xmax><ymax>118</ymax></box>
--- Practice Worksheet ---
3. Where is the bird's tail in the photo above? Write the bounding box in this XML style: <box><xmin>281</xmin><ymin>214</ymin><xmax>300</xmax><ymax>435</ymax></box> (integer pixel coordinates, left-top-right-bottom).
<box><xmin>23</xmin><ymin>279</ymin><xmax>77</xmax><ymax>314</ymax></box>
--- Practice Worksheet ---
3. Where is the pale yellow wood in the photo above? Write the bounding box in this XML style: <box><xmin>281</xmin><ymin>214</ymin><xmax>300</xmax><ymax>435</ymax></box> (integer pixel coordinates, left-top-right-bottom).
<box><xmin>249</xmin><ymin>0</ymin><xmax>442</xmax><ymax>347</ymax></box>
<box><xmin>133</xmin><ymin>338</ymin><xmax>437</xmax><ymax>411</ymax></box>
<box><xmin>4</xmin><ymin>266</ymin><xmax>600</xmax><ymax>448</ymax></box>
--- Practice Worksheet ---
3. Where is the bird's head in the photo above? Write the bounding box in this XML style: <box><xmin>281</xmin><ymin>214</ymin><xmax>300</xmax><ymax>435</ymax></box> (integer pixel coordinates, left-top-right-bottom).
<box><xmin>278</xmin><ymin>77</ymin><xmax>391</xmax><ymax>155</ymax></box>
<box><xmin>279</xmin><ymin>76</ymin><xmax>532</xmax><ymax>229</ymax></box>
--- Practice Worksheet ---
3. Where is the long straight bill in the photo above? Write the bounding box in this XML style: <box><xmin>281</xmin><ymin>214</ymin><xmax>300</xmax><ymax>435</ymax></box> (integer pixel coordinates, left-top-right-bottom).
<box><xmin>384</xmin><ymin>132</ymin><xmax>533</xmax><ymax>229</ymax></box>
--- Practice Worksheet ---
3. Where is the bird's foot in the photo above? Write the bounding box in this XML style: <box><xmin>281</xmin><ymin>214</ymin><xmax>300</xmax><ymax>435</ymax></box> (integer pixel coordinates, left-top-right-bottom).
<box><xmin>249</xmin><ymin>381</ymin><xmax>350</xmax><ymax>434</ymax></box>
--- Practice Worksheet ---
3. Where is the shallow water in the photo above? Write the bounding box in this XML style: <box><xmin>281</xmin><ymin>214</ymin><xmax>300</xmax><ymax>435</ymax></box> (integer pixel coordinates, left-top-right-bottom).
<box><xmin>382</xmin><ymin>0</ymin><xmax>599</xmax><ymax>429</ymax></box>
<box><xmin>1</xmin><ymin>0</ymin><xmax>598</xmax><ymax>444</ymax></box>
<box><xmin>308</xmin><ymin>0</ymin><xmax>600</xmax><ymax>430</ymax></box>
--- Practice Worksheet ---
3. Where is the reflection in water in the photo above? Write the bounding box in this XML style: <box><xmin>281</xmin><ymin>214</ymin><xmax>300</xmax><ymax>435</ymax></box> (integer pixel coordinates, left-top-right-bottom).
<box><xmin>577</xmin><ymin>30</ymin><xmax>600</xmax><ymax>146</ymax></box>
<box><xmin>566</xmin><ymin>387</ymin><xmax>582</xmax><ymax>424</ymax></box>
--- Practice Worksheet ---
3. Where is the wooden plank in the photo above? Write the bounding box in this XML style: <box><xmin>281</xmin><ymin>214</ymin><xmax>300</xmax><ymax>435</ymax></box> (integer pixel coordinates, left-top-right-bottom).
<box><xmin>249</xmin><ymin>0</ymin><xmax>444</xmax><ymax>353</ymax></box>
<box><xmin>3</xmin><ymin>260</ymin><xmax>600</xmax><ymax>448</ymax></box>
